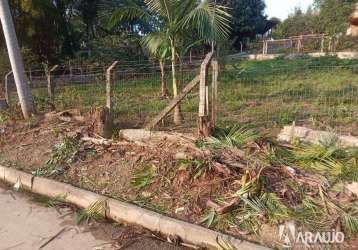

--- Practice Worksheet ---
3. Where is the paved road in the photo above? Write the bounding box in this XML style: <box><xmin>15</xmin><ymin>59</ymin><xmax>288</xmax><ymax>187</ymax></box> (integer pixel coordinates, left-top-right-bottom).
<box><xmin>0</xmin><ymin>184</ymin><xmax>185</xmax><ymax>250</ymax></box>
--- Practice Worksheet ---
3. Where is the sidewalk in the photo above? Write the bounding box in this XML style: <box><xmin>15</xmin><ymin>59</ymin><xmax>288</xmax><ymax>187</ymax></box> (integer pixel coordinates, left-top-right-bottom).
<box><xmin>0</xmin><ymin>185</ymin><xmax>184</xmax><ymax>250</ymax></box>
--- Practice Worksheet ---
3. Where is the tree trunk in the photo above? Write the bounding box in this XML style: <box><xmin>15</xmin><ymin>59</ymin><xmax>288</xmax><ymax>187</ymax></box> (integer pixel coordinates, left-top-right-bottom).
<box><xmin>159</xmin><ymin>59</ymin><xmax>169</xmax><ymax>98</ymax></box>
<box><xmin>0</xmin><ymin>0</ymin><xmax>34</xmax><ymax>119</ymax></box>
<box><xmin>170</xmin><ymin>41</ymin><xmax>182</xmax><ymax>125</ymax></box>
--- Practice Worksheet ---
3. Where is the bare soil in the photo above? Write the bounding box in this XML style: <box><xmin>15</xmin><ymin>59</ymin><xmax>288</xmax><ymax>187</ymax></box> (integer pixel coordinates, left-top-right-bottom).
<box><xmin>1</xmin><ymin>110</ymin><xmax>357</xmax><ymax>249</ymax></box>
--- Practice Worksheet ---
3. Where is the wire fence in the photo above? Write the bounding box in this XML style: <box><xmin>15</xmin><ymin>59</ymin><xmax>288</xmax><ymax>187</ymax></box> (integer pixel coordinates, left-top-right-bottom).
<box><xmin>5</xmin><ymin>59</ymin><xmax>358</xmax><ymax>136</ymax></box>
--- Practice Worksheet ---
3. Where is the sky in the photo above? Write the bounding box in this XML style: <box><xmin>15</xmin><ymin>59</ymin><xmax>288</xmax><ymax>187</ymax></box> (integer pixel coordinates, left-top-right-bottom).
<box><xmin>265</xmin><ymin>0</ymin><xmax>314</xmax><ymax>20</ymax></box>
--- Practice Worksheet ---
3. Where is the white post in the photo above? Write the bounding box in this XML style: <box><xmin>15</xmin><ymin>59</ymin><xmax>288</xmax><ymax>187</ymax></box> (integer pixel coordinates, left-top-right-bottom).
<box><xmin>0</xmin><ymin>0</ymin><xmax>34</xmax><ymax>118</ymax></box>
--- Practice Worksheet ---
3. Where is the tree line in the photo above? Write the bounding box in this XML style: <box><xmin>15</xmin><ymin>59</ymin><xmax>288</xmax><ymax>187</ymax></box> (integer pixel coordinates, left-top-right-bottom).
<box><xmin>0</xmin><ymin>0</ymin><xmax>275</xmax><ymax>66</ymax></box>
<box><xmin>273</xmin><ymin>0</ymin><xmax>357</xmax><ymax>38</ymax></box>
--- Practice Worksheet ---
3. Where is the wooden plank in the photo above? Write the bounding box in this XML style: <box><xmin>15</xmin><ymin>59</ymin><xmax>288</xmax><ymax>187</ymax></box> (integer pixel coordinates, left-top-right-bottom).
<box><xmin>145</xmin><ymin>75</ymin><xmax>200</xmax><ymax>130</ymax></box>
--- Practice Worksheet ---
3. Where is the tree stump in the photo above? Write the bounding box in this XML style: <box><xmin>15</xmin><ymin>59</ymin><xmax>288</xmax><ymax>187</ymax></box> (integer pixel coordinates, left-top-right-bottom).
<box><xmin>91</xmin><ymin>107</ymin><xmax>113</xmax><ymax>138</ymax></box>
<box><xmin>198</xmin><ymin>116</ymin><xmax>213</xmax><ymax>137</ymax></box>
<box><xmin>0</xmin><ymin>99</ymin><xmax>8</xmax><ymax>111</ymax></box>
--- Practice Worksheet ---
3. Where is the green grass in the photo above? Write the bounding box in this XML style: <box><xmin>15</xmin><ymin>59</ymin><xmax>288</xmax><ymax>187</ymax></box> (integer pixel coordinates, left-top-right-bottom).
<box><xmin>25</xmin><ymin>56</ymin><xmax>358</xmax><ymax>135</ymax></box>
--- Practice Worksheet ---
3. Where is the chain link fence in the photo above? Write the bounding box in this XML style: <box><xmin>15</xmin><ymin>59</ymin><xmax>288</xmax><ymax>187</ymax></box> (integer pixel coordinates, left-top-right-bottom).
<box><xmin>5</xmin><ymin>57</ymin><xmax>358</xmax><ymax>136</ymax></box>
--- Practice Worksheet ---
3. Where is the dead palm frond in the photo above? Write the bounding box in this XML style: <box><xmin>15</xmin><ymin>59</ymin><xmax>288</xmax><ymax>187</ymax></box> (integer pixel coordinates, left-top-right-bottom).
<box><xmin>216</xmin><ymin>236</ymin><xmax>235</xmax><ymax>250</ymax></box>
<box><xmin>75</xmin><ymin>199</ymin><xmax>107</xmax><ymax>224</ymax></box>
<box><xmin>178</xmin><ymin>159</ymin><xmax>213</xmax><ymax>180</ymax></box>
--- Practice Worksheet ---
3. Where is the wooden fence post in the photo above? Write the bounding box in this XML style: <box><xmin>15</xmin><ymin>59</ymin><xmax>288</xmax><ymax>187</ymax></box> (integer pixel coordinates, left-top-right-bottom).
<box><xmin>47</xmin><ymin>65</ymin><xmax>58</xmax><ymax>104</ymax></box>
<box><xmin>28</xmin><ymin>68</ymin><xmax>32</xmax><ymax>84</ymax></box>
<box><xmin>297</xmin><ymin>37</ymin><xmax>302</xmax><ymax>53</ymax></box>
<box><xmin>106</xmin><ymin>61</ymin><xmax>119</xmax><ymax>112</ymax></box>
<box><xmin>4</xmin><ymin>70</ymin><xmax>12</xmax><ymax>106</ymax></box>
<box><xmin>198</xmin><ymin>52</ymin><xmax>213</xmax><ymax>137</ymax></box>
<box><xmin>211</xmin><ymin>60</ymin><xmax>219</xmax><ymax>127</ymax></box>
<box><xmin>262</xmin><ymin>40</ymin><xmax>266</xmax><ymax>55</ymax></box>
<box><xmin>98</xmin><ymin>60</ymin><xmax>119</xmax><ymax>138</ymax></box>
<box><xmin>69</xmin><ymin>63</ymin><xmax>73</xmax><ymax>82</ymax></box>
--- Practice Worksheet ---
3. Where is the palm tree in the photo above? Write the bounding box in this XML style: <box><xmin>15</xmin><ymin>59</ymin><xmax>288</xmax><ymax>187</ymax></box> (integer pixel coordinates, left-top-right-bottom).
<box><xmin>109</xmin><ymin>0</ymin><xmax>231</xmax><ymax>124</ymax></box>
<box><xmin>142</xmin><ymin>32</ymin><xmax>170</xmax><ymax>98</ymax></box>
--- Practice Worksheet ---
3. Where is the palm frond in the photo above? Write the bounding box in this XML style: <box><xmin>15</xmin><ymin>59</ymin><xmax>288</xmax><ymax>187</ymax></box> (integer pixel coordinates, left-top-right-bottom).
<box><xmin>145</xmin><ymin>0</ymin><xmax>175</xmax><ymax>21</ymax></box>
<box><xmin>216</xmin><ymin>236</ymin><xmax>235</xmax><ymax>250</ymax></box>
<box><xmin>75</xmin><ymin>200</ymin><xmax>107</xmax><ymax>224</ymax></box>
<box><xmin>310</xmin><ymin>158</ymin><xmax>344</xmax><ymax>177</ymax></box>
<box><xmin>209</xmin><ymin>125</ymin><xmax>261</xmax><ymax>149</ymax></box>
<box><xmin>293</xmin><ymin>143</ymin><xmax>337</xmax><ymax>162</ymax></box>
<box><xmin>200</xmin><ymin>211</ymin><xmax>216</xmax><ymax>228</ymax></box>
<box><xmin>342</xmin><ymin>213</ymin><xmax>358</xmax><ymax>235</ymax></box>
<box><xmin>141</xmin><ymin>31</ymin><xmax>170</xmax><ymax>57</ymax></box>
<box><xmin>263</xmin><ymin>193</ymin><xmax>290</xmax><ymax>223</ymax></box>
<box><xmin>108</xmin><ymin>1</ymin><xmax>152</xmax><ymax>29</ymax></box>
<box><xmin>131</xmin><ymin>164</ymin><xmax>157</xmax><ymax>189</ymax></box>
<box><xmin>180</xmin><ymin>0</ymin><xmax>231</xmax><ymax>43</ymax></box>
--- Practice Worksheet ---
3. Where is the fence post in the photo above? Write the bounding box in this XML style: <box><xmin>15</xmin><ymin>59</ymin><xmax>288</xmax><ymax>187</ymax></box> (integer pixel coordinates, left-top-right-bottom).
<box><xmin>198</xmin><ymin>52</ymin><xmax>213</xmax><ymax>137</ymax></box>
<box><xmin>4</xmin><ymin>70</ymin><xmax>12</xmax><ymax>106</ymax></box>
<box><xmin>106</xmin><ymin>61</ymin><xmax>119</xmax><ymax>112</ymax></box>
<box><xmin>69</xmin><ymin>62</ymin><xmax>73</xmax><ymax>82</ymax></box>
<box><xmin>98</xmin><ymin>61</ymin><xmax>119</xmax><ymax>138</ymax></box>
<box><xmin>297</xmin><ymin>37</ymin><xmax>302</xmax><ymax>53</ymax></box>
<box><xmin>28</xmin><ymin>68</ymin><xmax>32</xmax><ymax>85</ymax></box>
<box><xmin>47</xmin><ymin>65</ymin><xmax>58</xmax><ymax>104</ymax></box>
<box><xmin>262</xmin><ymin>40</ymin><xmax>266</xmax><ymax>55</ymax></box>
<box><xmin>211</xmin><ymin>60</ymin><xmax>219</xmax><ymax>127</ymax></box>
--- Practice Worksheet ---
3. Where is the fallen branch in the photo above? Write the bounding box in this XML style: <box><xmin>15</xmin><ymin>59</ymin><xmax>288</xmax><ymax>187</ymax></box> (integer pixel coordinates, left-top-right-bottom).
<box><xmin>39</xmin><ymin>227</ymin><xmax>68</xmax><ymax>249</ymax></box>
<box><xmin>206</xmin><ymin>198</ymin><xmax>240</xmax><ymax>214</ymax></box>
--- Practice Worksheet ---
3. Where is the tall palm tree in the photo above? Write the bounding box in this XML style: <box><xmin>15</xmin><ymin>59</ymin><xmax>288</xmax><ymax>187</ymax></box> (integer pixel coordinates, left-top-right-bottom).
<box><xmin>109</xmin><ymin>0</ymin><xmax>231</xmax><ymax>124</ymax></box>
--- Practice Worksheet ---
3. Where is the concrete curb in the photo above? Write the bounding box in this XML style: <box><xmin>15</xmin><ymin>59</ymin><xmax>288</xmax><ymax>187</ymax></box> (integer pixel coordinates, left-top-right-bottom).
<box><xmin>0</xmin><ymin>165</ymin><xmax>270</xmax><ymax>250</ymax></box>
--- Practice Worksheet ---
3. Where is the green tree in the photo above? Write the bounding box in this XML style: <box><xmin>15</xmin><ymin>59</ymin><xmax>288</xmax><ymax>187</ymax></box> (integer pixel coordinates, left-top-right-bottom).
<box><xmin>6</xmin><ymin>0</ymin><xmax>79</xmax><ymax>63</ymax></box>
<box><xmin>314</xmin><ymin>0</ymin><xmax>356</xmax><ymax>35</ymax></box>
<box><xmin>217</xmin><ymin>0</ymin><xmax>267</xmax><ymax>48</ymax></box>
<box><xmin>109</xmin><ymin>0</ymin><xmax>231</xmax><ymax>124</ymax></box>
<box><xmin>273</xmin><ymin>7</ymin><xmax>320</xmax><ymax>38</ymax></box>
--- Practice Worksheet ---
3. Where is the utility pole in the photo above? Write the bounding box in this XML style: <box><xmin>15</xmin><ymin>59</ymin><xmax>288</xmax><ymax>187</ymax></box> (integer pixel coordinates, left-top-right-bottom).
<box><xmin>0</xmin><ymin>0</ymin><xmax>34</xmax><ymax>119</ymax></box>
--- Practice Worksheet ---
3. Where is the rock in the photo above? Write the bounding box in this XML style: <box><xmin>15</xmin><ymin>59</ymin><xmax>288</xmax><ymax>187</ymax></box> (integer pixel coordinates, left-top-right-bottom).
<box><xmin>278</xmin><ymin>125</ymin><xmax>358</xmax><ymax>148</ymax></box>
<box><xmin>174</xmin><ymin>152</ymin><xmax>192</xmax><ymax>160</ymax></box>
<box><xmin>119</xmin><ymin>129</ymin><xmax>152</xmax><ymax>142</ymax></box>
<box><xmin>90</xmin><ymin>107</ymin><xmax>112</xmax><ymax>138</ymax></box>
<box><xmin>345</xmin><ymin>182</ymin><xmax>358</xmax><ymax>196</ymax></box>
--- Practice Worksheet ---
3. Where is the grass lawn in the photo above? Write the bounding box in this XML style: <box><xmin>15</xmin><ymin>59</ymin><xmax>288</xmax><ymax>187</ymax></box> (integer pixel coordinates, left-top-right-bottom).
<box><xmin>26</xmin><ymin>56</ymin><xmax>358</xmax><ymax>135</ymax></box>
